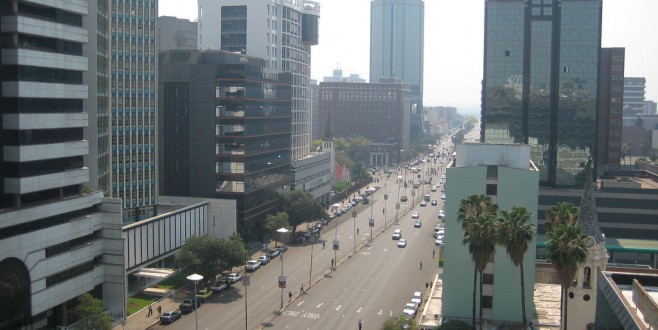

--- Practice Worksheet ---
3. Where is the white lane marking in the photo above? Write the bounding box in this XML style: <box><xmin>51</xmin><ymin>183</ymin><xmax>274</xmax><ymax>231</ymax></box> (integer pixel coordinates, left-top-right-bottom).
<box><xmin>335</xmin><ymin>305</ymin><xmax>342</xmax><ymax>311</ymax></box>
<box><xmin>356</xmin><ymin>307</ymin><xmax>362</xmax><ymax>313</ymax></box>
<box><xmin>377</xmin><ymin>309</ymin><xmax>383</xmax><ymax>316</ymax></box>
<box><xmin>297</xmin><ymin>301</ymin><xmax>304</xmax><ymax>306</ymax></box>
<box><xmin>316</xmin><ymin>302</ymin><xmax>323</xmax><ymax>308</ymax></box>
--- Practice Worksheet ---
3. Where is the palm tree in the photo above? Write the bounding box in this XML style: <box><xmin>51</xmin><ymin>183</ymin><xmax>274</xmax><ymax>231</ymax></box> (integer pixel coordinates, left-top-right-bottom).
<box><xmin>497</xmin><ymin>207</ymin><xmax>535</xmax><ymax>329</ymax></box>
<box><xmin>545</xmin><ymin>223</ymin><xmax>588</xmax><ymax>330</ymax></box>
<box><xmin>462</xmin><ymin>213</ymin><xmax>498</xmax><ymax>330</ymax></box>
<box><xmin>544</xmin><ymin>202</ymin><xmax>578</xmax><ymax>233</ymax></box>
<box><xmin>458</xmin><ymin>194</ymin><xmax>498</xmax><ymax>329</ymax></box>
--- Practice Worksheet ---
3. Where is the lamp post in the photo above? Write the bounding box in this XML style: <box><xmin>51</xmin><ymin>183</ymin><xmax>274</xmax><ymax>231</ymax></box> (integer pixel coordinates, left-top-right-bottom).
<box><xmin>309</xmin><ymin>233</ymin><xmax>315</xmax><ymax>286</ymax></box>
<box><xmin>334</xmin><ymin>210</ymin><xmax>339</xmax><ymax>270</ymax></box>
<box><xmin>243</xmin><ymin>275</ymin><xmax>250</xmax><ymax>330</ymax></box>
<box><xmin>383</xmin><ymin>183</ymin><xmax>388</xmax><ymax>229</ymax></box>
<box><xmin>369</xmin><ymin>195</ymin><xmax>374</xmax><ymax>242</ymax></box>
<box><xmin>187</xmin><ymin>273</ymin><xmax>203</xmax><ymax>330</ymax></box>
<box><xmin>352</xmin><ymin>210</ymin><xmax>357</xmax><ymax>253</ymax></box>
<box><xmin>276</xmin><ymin>228</ymin><xmax>289</xmax><ymax>309</ymax></box>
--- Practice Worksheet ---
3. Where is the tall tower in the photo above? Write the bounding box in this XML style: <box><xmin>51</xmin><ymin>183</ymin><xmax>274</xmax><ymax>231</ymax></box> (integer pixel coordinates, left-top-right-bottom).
<box><xmin>197</xmin><ymin>0</ymin><xmax>320</xmax><ymax>161</ymax></box>
<box><xmin>567</xmin><ymin>161</ymin><xmax>607</xmax><ymax>329</ymax></box>
<box><xmin>370</xmin><ymin>0</ymin><xmax>424</xmax><ymax>140</ymax></box>
<box><xmin>481</xmin><ymin>0</ymin><xmax>602</xmax><ymax>186</ymax></box>
<box><xmin>109</xmin><ymin>0</ymin><xmax>159</xmax><ymax>221</ymax></box>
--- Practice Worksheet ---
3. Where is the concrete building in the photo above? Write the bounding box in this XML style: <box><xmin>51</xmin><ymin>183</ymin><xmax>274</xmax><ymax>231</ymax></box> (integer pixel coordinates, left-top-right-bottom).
<box><xmin>323</xmin><ymin>68</ymin><xmax>366</xmax><ymax>83</ymax></box>
<box><xmin>109</xmin><ymin>0</ymin><xmax>159</xmax><ymax>222</ymax></box>
<box><xmin>0</xmin><ymin>1</ymin><xmax>125</xmax><ymax>328</ymax></box>
<box><xmin>442</xmin><ymin>143</ymin><xmax>538</xmax><ymax>324</ymax></box>
<box><xmin>622</xmin><ymin>114</ymin><xmax>658</xmax><ymax>157</ymax></box>
<box><xmin>318</xmin><ymin>78</ymin><xmax>411</xmax><ymax>151</ymax></box>
<box><xmin>370</xmin><ymin>0</ymin><xmax>424</xmax><ymax>140</ymax></box>
<box><xmin>158</xmin><ymin>16</ymin><xmax>197</xmax><ymax>51</ymax></box>
<box><xmin>597</xmin><ymin>48</ymin><xmax>625</xmax><ymax>173</ymax></box>
<box><xmin>644</xmin><ymin>100</ymin><xmax>657</xmax><ymax>115</ymax></box>
<box><xmin>481</xmin><ymin>0</ymin><xmax>602</xmax><ymax>187</ymax></box>
<box><xmin>624</xmin><ymin>77</ymin><xmax>646</xmax><ymax>116</ymax></box>
<box><xmin>158</xmin><ymin>49</ymin><xmax>291</xmax><ymax>233</ymax></box>
<box><xmin>596</xmin><ymin>269</ymin><xmax>658</xmax><ymax>329</ymax></box>
<box><xmin>310</xmin><ymin>79</ymin><xmax>321</xmax><ymax>141</ymax></box>
<box><xmin>197</xmin><ymin>0</ymin><xmax>320</xmax><ymax>161</ymax></box>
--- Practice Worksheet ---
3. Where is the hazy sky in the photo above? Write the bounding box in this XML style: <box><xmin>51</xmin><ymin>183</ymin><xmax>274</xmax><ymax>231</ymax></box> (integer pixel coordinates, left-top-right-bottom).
<box><xmin>159</xmin><ymin>0</ymin><xmax>658</xmax><ymax>113</ymax></box>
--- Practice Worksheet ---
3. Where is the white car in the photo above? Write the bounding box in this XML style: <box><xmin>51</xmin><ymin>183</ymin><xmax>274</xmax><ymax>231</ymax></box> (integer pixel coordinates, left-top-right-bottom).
<box><xmin>245</xmin><ymin>260</ymin><xmax>260</xmax><ymax>272</ymax></box>
<box><xmin>258</xmin><ymin>255</ymin><xmax>270</xmax><ymax>265</ymax></box>
<box><xmin>412</xmin><ymin>211</ymin><xmax>420</xmax><ymax>219</ymax></box>
<box><xmin>420</xmin><ymin>200</ymin><xmax>427</xmax><ymax>207</ymax></box>
<box><xmin>397</xmin><ymin>239</ymin><xmax>407</xmax><ymax>247</ymax></box>
<box><xmin>411</xmin><ymin>292</ymin><xmax>422</xmax><ymax>305</ymax></box>
<box><xmin>431</xmin><ymin>186</ymin><xmax>438</xmax><ymax>192</ymax></box>
<box><xmin>225</xmin><ymin>273</ymin><xmax>242</xmax><ymax>283</ymax></box>
<box><xmin>438</xmin><ymin>211</ymin><xmax>445</xmax><ymax>219</ymax></box>
<box><xmin>435</xmin><ymin>238</ymin><xmax>444</xmax><ymax>246</ymax></box>
<box><xmin>392</xmin><ymin>229</ymin><xmax>402</xmax><ymax>240</ymax></box>
<box><xmin>441</xmin><ymin>195</ymin><xmax>446</xmax><ymax>200</ymax></box>
<box><xmin>402</xmin><ymin>302</ymin><xmax>418</xmax><ymax>316</ymax></box>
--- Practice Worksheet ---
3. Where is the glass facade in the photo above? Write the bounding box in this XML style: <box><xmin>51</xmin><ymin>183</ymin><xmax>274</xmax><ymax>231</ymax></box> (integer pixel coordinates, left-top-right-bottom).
<box><xmin>483</xmin><ymin>0</ymin><xmax>601</xmax><ymax>186</ymax></box>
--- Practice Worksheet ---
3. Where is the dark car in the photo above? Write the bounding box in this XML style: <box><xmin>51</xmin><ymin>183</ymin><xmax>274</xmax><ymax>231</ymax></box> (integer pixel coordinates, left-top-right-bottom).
<box><xmin>160</xmin><ymin>310</ymin><xmax>182</xmax><ymax>324</ymax></box>
<box><xmin>179</xmin><ymin>299</ymin><xmax>201</xmax><ymax>313</ymax></box>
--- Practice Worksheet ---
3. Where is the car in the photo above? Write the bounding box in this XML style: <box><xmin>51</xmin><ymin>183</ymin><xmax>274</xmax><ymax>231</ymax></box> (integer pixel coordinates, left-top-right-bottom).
<box><xmin>402</xmin><ymin>302</ymin><xmax>418</xmax><ymax>316</ymax></box>
<box><xmin>441</xmin><ymin>195</ymin><xmax>446</xmax><ymax>200</ymax></box>
<box><xmin>435</xmin><ymin>238</ymin><xmax>444</xmax><ymax>246</ymax></box>
<box><xmin>266</xmin><ymin>249</ymin><xmax>280</xmax><ymax>258</ymax></box>
<box><xmin>400</xmin><ymin>195</ymin><xmax>408</xmax><ymax>202</ymax></box>
<box><xmin>210</xmin><ymin>280</ymin><xmax>228</xmax><ymax>292</ymax></box>
<box><xmin>362</xmin><ymin>198</ymin><xmax>369</xmax><ymax>204</ymax></box>
<box><xmin>328</xmin><ymin>213</ymin><xmax>336</xmax><ymax>220</ymax></box>
<box><xmin>276</xmin><ymin>245</ymin><xmax>288</xmax><ymax>253</ymax></box>
<box><xmin>225</xmin><ymin>272</ymin><xmax>242</xmax><ymax>283</ymax></box>
<box><xmin>246</xmin><ymin>260</ymin><xmax>261</xmax><ymax>271</ymax></box>
<box><xmin>411</xmin><ymin>291</ymin><xmax>422</xmax><ymax>305</ymax></box>
<box><xmin>392</xmin><ymin>229</ymin><xmax>402</xmax><ymax>240</ymax></box>
<box><xmin>414</xmin><ymin>220</ymin><xmax>422</xmax><ymax>228</ymax></box>
<box><xmin>420</xmin><ymin>200</ymin><xmax>427</xmax><ymax>207</ymax></box>
<box><xmin>431</xmin><ymin>186</ymin><xmax>438</xmax><ymax>192</ymax></box>
<box><xmin>413</xmin><ymin>183</ymin><xmax>420</xmax><ymax>188</ymax></box>
<box><xmin>196</xmin><ymin>289</ymin><xmax>213</xmax><ymax>302</ymax></box>
<box><xmin>258</xmin><ymin>255</ymin><xmax>271</xmax><ymax>265</ymax></box>
<box><xmin>397</xmin><ymin>239</ymin><xmax>407</xmax><ymax>247</ymax></box>
<box><xmin>431</xmin><ymin>199</ymin><xmax>438</xmax><ymax>206</ymax></box>
<box><xmin>160</xmin><ymin>310</ymin><xmax>182</xmax><ymax>324</ymax></box>
<box><xmin>438</xmin><ymin>211</ymin><xmax>445</xmax><ymax>219</ymax></box>
<box><xmin>412</xmin><ymin>211</ymin><xmax>420</xmax><ymax>219</ymax></box>
<box><xmin>179</xmin><ymin>299</ymin><xmax>201</xmax><ymax>313</ymax></box>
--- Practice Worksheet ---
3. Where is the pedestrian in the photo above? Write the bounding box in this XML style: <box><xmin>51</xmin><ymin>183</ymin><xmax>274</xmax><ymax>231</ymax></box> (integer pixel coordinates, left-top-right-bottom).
<box><xmin>157</xmin><ymin>305</ymin><xmax>161</xmax><ymax>317</ymax></box>
<box><xmin>300</xmin><ymin>284</ymin><xmax>305</xmax><ymax>295</ymax></box>
<box><xmin>426</xmin><ymin>282</ymin><xmax>429</xmax><ymax>288</ymax></box>
<box><xmin>432</xmin><ymin>249</ymin><xmax>435</xmax><ymax>258</ymax></box>
<box><xmin>322</xmin><ymin>241</ymin><xmax>326</xmax><ymax>249</ymax></box>
<box><xmin>331</xmin><ymin>258</ymin><xmax>335</xmax><ymax>268</ymax></box>
<box><xmin>147</xmin><ymin>303</ymin><xmax>152</xmax><ymax>317</ymax></box>
<box><xmin>357</xmin><ymin>228</ymin><xmax>359</xmax><ymax>235</ymax></box>
<box><xmin>420</xmin><ymin>260</ymin><xmax>423</xmax><ymax>270</ymax></box>
<box><xmin>382</xmin><ymin>208</ymin><xmax>385</xmax><ymax>214</ymax></box>
<box><xmin>289</xmin><ymin>290</ymin><xmax>292</xmax><ymax>302</ymax></box>
<box><xmin>358</xmin><ymin>318</ymin><xmax>363</xmax><ymax>330</ymax></box>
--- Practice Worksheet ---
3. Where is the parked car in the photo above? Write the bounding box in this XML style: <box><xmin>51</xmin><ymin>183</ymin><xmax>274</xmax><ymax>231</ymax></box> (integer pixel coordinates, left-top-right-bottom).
<box><xmin>196</xmin><ymin>289</ymin><xmax>213</xmax><ymax>302</ymax></box>
<box><xmin>266</xmin><ymin>249</ymin><xmax>280</xmax><ymax>258</ymax></box>
<box><xmin>246</xmin><ymin>260</ymin><xmax>261</xmax><ymax>272</ymax></box>
<box><xmin>435</xmin><ymin>238</ymin><xmax>444</xmax><ymax>246</ymax></box>
<box><xmin>411</xmin><ymin>291</ymin><xmax>422</xmax><ymax>305</ymax></box>
<box><xmin>179</xmin><ymin>299</ymin><xmax>201</xmax><ymax>313</ymax></box>
<box><xmin>225</xmin><ymin>273</ymin><xmax>242</xmax><ymax>283</ymax></box>
<box><xmin>397</xmin><ymin>238</ymin><xmax>407</xmax><ymax>248</ymax></box>
<box><xmin>258</xmin><ymin>255</ymin><xmax>271</xmax><ymax>265</ymax></box>
<box><xmin>276</xmin><ymin>245</ymin><xmax>288</xmax><ymax>253</ymax></box>
<box><xmin>420</xmin><ymin>200</ymin><xmax>427</xmax><ymax>207</ymax></box>
<box><xmin>438</xmin><ymin>211</ymin><xmax>445</xmax><ymax>219</ymax></box>
<box><xmin>392</xmin><ymin>229</ymin><xmax>402</xmax><ymax>240</ymax></box>
<box><xmin>210</xmin><ymin>280</ymin><xmax>228</xmax><ymax>292</ymax></box>
<box><xmin>362</xmin><ymin>198</ymin><xmax>369</xmax><ymax>204</ymax></box>
<box><xmin>400</xmin><ymin>196</ymin><xmax>408</xmax><ymax>202</ymax></box>
<box><xmin>402</xmin><ymin>302</ymin><xmax>418</xmax><ymax>316</ymax></box>
<box><xmin>160</xmin><ymin>310</ymin><xmax>182</xmax><ymax>324</ymax></box>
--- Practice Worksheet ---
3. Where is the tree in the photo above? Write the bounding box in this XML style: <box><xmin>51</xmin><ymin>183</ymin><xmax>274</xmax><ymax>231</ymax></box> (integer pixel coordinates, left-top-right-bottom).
<box><xmin>282</xmin><ymin>190</ymin><xmax>326</xmax><ymax>233</ymax></box>
<box><xmin>176</xmin><ymin>235</ymin><xmax>247</xmax><ymax>284</ymax></box>
<box><xmin>497</xmin><ymin>206</ymin><xmax>535</xmax><ymax>329</ymax></box>
<box><xmin>545</xmin><ymin>223</ymin><xmax>588</xmax><ymax>330</ymax></box>
<box><xmin>544</xmin><ymin>202</ymin><xmax>578</xmax><ymax>233</ymax></box>
<box><xmin>382</xmin><ymin>315</ymin><xmax>419</xmax><ymax>330</ymax></box>
<box><xmin>458</xmin><ymin>194</ymin><xmax>498</xmax><ymax>330</ymax></box>
<box><xmin>74</xmin><ymin>293</ymin><xmax>111</xmax><ymax>330</ymax></box>
<box><xmin>264</xmin><ymin>212</ymin><xmax>291</xmax><ymax>245</ymax></box>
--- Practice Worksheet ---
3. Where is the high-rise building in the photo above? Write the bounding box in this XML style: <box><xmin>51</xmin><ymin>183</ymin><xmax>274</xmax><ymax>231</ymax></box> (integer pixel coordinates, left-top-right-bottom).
<box><xmin>197</xmin><ymin>0</ymin><xmax>320</xmax><ymax>161</ymax></box>
<box><xmin>597</xmin><ymin>48</ymin><xmax>625</xmax><ymax>172</ymax></box>
<box><xmin>158</xmin><ymin>16</ymin><xmax>198</xmax><ymax>51</ymax></box>
<box><xmin>159</xmin><ymin>50</ymin><xmax>292</xmax><ymax>231</ymax></box>
<box><xmin>370</xmin><ymin>0</ymin><xmax>424</xmax><ymax>140</ymax></box>
<box><xmin>481</xmin><ymin>0</ymin><xmax>602</xmax><ymax>187</ymax></box>
<box><xmin>0</xmin><ymin>2</ymin><xmax>125</xmax><ymax>328</ymax></box>
<box><xmin>623</xmin><ymin>77</ymin><xmax>646</xmax><ymax>115</ymax></box>
<box><xmin>109</xmin><ymin>0</ymin><xmax>159</xmax><ymax>221</ymax></box>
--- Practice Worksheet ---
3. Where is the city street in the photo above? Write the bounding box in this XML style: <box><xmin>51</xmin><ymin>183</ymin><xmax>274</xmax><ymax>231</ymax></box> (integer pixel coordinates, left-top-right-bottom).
<box><xmin>149</xmin><ymin>146</ymin><xmax>451</xmax><ymax>330</ymax></box>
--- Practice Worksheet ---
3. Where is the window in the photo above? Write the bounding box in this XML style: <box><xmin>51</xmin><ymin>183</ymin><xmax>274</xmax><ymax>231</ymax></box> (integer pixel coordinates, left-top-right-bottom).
<box><xmin>612</xmin><ymin>55</ymin><xmax>623</xmax><ymax>61</ymax></box>
<box><xmin>583</xmin><ymin>267</ymin><xmax>591</xmax><ymax>288</ymax></box>
<box><xmin>612</xmin><ymin>75</ymin><xmax>621</xmax><ymax>80</ymax></box>
<box><xmin>486</xmin><ymin>165</ymin><xmax>498</xmax><ymax>179</ymax></box>
<box><xmin>481</xmin><ymin>296</ymin><xmax>493</xmax><ymax>309</ymax></box>
<box><xmin>612</xmin><ymin>65</ymin><xmax>622</xmax><ymax>71</ymax></box>
<box><xmin>504</xmin><ymin>50</ymin><xmax>510</xmax><ymax>57</ymax></box>
<box><xmin>610</xmin><ymin>108</ymin><xmax>621</xmax><ymax>114</ymax></box>
<box><xmin>611</xmin><ymin>86</ymin><xmax>622</xmax><ymax>91</ymax></box>
<box><xmin>483</xmin><ymin>273</ymin><xmax>494</xmax><ymax>285</ymax></box>
<box><xmin>486</xmin><ymin>184</ymin><xmax>498</xmax><ymax>196</ymax></box>
<box><xmin>611</xmin><ymin>97</ymin><xmax>621</xmax><ymax>103</ymax></box>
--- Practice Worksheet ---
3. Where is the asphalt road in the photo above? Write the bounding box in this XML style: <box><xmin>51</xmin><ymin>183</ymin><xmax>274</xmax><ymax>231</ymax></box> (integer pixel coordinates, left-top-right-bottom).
<box><xmin>151</xmin><ymin>145</ymin><xmax>451</xmax><ymax>330</ymax></box>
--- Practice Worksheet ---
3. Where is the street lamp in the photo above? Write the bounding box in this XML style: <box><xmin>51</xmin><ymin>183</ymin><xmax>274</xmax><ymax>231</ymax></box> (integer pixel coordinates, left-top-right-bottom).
<box><xmin>309</xmin><ymin>233</ymin><xmax>315</xmax><ymax>286</ymax></box>
<box><xmin>242</xmin><ymin>275</ymin><xmax>250</xmax><ymax>330</ymax></box>
<box><xmin>187</xmin><ymin>273</ymin><xmax>203</xmax><ymax>330</ymax></box>
<box><xmin>276</xmin><ymin>227</ymin><xmax>289</xmax><ymax>309</ymax></box>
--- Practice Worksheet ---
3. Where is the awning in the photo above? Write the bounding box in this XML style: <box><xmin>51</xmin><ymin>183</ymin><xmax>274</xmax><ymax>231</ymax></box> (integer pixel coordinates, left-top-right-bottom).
<box><xmin>132</xmin><ymin>268</ymin><xmax>177</xmax><ymax>279</ymax></box>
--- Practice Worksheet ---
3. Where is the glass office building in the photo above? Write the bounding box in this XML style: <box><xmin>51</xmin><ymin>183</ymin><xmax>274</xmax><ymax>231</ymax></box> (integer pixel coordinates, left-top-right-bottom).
<box><xmin>482</xmin><ymin>0</ymin><xmax>601</xmax><ymax>186</ymax></box>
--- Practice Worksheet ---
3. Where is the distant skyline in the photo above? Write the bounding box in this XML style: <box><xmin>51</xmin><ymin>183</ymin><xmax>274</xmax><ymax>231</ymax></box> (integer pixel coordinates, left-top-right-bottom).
<box><xmin>159</xmin><ymin>0</ymin><xmax>658</xmax><ymax>114</ymax></box>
